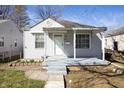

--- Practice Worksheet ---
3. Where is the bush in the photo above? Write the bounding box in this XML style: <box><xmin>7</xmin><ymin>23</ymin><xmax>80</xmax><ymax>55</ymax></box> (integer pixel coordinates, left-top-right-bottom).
<box><xmin>30</xmin><ymin>59</ymin><xmax>34</xmax><ymax>63</ymax></box>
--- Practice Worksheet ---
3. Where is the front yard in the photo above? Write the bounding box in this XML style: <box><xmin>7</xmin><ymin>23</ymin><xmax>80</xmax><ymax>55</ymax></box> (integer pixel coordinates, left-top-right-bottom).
<box><xmin>0</xmin><ymin>60</ymin><xmax>46</xmax><ymax>88</ymax></box>
<box><xmin>1</xmin><ymin>58</ymin><xmax>124</xmax><ymax>88</ymax></box>
<box><xmin>0</xmin><ymin>69</ymin><xmax>45</xmax><ymax>88</ymax></box>
<box><xmin>66</xmin><ymin>64</ymin><xmax>124</xmax><ymax>88</ymax></box>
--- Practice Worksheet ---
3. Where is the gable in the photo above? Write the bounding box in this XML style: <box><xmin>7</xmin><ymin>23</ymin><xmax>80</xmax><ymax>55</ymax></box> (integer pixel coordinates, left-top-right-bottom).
<box><xmin>30</xmin><ymin>18</ymin><xmax>64</xmax><ymax>32</ymax></box>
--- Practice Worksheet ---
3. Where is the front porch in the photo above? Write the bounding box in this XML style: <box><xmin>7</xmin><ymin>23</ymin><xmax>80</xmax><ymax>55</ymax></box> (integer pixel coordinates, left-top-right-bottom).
<box><xmin>43</xmin><ymin>57</ymin><xmax>110</xmax><ymax>75</ymax></box>
<box><xmin>42</xmin><ymin>25</ymin><xmax>108</xmax><ymax>75</ymax></box>
<box><xmin>43</xmin><ymin>27</ymin><xmax>106</xmax><ymax>60</ymax></box>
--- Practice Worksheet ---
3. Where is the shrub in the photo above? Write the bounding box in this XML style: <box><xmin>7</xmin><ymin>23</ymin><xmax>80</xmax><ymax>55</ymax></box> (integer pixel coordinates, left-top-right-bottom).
<box><xmin>30</xmin><ymin>59</ymin><xmax>34</xmax><ymax>63</ymax></box>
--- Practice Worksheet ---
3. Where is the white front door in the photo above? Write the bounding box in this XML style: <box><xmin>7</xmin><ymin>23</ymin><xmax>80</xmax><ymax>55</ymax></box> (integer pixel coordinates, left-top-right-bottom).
<box><xmin>54</xmin><ymin>35</ymin><xmax>64</xmax><ymax>55</ymax></box>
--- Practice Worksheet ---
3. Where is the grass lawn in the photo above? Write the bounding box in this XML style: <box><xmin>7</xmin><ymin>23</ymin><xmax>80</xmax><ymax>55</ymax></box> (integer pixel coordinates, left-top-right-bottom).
<box><xmin>66</xmin><ymin>65</ymin><xmax>124</xmax><ymax>88</ymax></box>
<box><xmin>0</xmin><ymin>69</ymin><xmax>45</xmax><ymax>88</ymax></box>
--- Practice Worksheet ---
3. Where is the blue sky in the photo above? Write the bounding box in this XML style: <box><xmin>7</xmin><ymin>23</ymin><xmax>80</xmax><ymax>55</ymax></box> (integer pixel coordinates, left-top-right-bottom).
<box><xmin>27</xmin><ymin>5</ymin><xmax>124</xmax><ymax>31</ymax></box>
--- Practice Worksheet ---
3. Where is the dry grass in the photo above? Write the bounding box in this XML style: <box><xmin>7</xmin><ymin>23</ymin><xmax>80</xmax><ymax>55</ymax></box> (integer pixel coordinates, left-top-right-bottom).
<box><xmin>66</xmin><ymin>64</ymin><xmax>124</xmax><ymax>88</ymax></box>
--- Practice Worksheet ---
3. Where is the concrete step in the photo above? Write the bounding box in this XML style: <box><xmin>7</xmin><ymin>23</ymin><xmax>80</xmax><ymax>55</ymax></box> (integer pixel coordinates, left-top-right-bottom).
<box><xmin>48</xmin><ymin>65</ymin><xmax>66</xmax><ymax>69</ymax></box>
<box><xmin>48</xmin><ymin>68</ymin><xmax>66</xmax><ymax>71</ymax></box>
<box><xmin>47</xmin><ymin>70</ymin><xmax>67</xmax><ymax>75</ymax></box>
<box><xmin>45</xmin><ymin>62</ymin><xmax>79</xmax><ymax>66</ymax></box>
<box><xmin>47</xmin><ymin>64</ymin><xmax>66</xmax><ymax>66</ymax></box>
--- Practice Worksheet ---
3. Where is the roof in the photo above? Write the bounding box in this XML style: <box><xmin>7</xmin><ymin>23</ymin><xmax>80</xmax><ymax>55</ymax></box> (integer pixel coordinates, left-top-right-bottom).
<box><xmin>30</xmin><ymin>18</ymin><xmax>107</xmax><ymax>31</ymax></box>
<box><xmin>106</xmin><ymin>27</ymin><xmax>124</xmax><ymax>37</ymax></box>
<box><xmin>55</xmin><ymin>19</ymin><xmax>95</xmax><ymax>28</ymax></box>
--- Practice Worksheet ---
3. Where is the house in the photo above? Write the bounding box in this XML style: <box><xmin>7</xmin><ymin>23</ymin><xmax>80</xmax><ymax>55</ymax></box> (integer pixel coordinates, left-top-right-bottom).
<box><xmin>0</xmin><ymin>20</ymin><xmax>23</xmax><ymax>61</ymax></box>
<box><xmin>105</xmin><ymin>27</ymin><xmax>124</xmax><ymax>51</ymax></box>
<box><xmin>23</xmin><ymin>18</ymin><xmax>106</xmax><ymax>60</ymax></box>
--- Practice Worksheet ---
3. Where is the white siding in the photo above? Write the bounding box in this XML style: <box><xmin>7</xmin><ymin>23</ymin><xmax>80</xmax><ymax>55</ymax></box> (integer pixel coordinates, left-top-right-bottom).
<box><xmin>23</xmin><ymin>31</ymin><xmax>44</xmax><ymax>59</ymax></box>
<box><xmin>24</xmin><ymin>18</ymin><xmax>64</xmax><ymax>59</ymax></box>
<box><xmin>30</xmin><ymin>18</ymin><xmax>64</xmax><ymax>32</ymax></box>
<box><xmin>105</xmin><ymin>34</ymin><xmax>124</xmax><ymax>51</ymax></box>
<box><xmin>24</xmin><ymin>18</ymin><xmax>103</xmax><ymax>59</ymax></box>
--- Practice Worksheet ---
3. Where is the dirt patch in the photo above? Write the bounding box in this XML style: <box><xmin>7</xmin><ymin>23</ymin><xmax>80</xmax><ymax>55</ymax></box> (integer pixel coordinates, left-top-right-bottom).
<box><xmin>65</xmin><ymin>64</ymin><xmax>124</xmax><ymax>88</ymax></box>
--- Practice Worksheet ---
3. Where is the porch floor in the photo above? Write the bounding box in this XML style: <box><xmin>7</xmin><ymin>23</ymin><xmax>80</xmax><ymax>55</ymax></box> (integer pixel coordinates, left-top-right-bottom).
<box><xmin>42</xmin><ymin>57</ymin><xmax>110</xmax><ymax>75</ymax></box>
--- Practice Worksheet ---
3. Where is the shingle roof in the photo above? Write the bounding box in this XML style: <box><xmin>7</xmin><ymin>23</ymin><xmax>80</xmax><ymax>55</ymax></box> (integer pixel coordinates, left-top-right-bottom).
<box><xmin>56</xmin><ymin>19</ymin><xmax>95</xmax><ymax>28</ymax></box>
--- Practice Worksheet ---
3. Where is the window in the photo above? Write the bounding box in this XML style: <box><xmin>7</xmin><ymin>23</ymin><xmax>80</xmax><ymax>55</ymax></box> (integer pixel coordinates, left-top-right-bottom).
<box><xmin>14</xmin><ymin>40</ymin><xmax>17</xmax><ymax>47</ymax></box>
<box><xmin>0</xmin><ymin>37</ymin><xmax>4</xmax><ymax>47</ymax></box>
<box><xmin>76</xmin><ymin>34</ymin><xmax>90</xmax><ymax>48</ymax></box>
<box><xmin>113</xmin><ymin>41</ymin><xmax>118</xmax><ymax>51</ymax></box>
<box><xmin>35</xmin><ymin>34</ymin><xmax>44</xmax><ymax>48</ymax></box>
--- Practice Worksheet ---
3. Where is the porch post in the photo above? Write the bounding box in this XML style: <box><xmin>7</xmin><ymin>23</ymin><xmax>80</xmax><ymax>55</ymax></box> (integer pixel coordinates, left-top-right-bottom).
<box><xmin>102</xmin><ymin>33</ymin><xmax>105</xmax><ymax>61</ymax></box>
<box><xmin>44</xmin><ymin>31</ymin><xmax>47</xmax><ymax>61</ymax></box>
<box><xmin>73</xmin><ymin>30</ymin><xmax>76</xmax><ymax>59</ymax></box>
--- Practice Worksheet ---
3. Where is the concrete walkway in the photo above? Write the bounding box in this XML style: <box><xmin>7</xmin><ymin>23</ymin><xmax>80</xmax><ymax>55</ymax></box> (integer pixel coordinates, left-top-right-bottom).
<box><xmin>45</xmin><ymin>75</ymin><xmax>65</xmax><ymax>88</ymax></box>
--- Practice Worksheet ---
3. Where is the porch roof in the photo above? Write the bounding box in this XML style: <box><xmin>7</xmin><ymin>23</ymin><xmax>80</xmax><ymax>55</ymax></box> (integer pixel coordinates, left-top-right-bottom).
<box><xmin>43</xmin><ymin>27</ymin><xmax>107</xmax><ymax>31</ymax></box>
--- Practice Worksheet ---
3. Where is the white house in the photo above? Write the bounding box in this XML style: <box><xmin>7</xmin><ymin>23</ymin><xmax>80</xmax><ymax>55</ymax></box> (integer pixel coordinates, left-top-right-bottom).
<box><xmin>105</xmin><ymin>27</ymin><xmax>124</xmax><ymax>51</ymax></box>
<box><xmin>24</xmin><ymin>18</ymin><xmax>106</xmax><ymax>60</ymax></box>
<box><xmin>0</xmin><ymin>20</ymin><xmax>23</xmax><ymax>61</ymax></box>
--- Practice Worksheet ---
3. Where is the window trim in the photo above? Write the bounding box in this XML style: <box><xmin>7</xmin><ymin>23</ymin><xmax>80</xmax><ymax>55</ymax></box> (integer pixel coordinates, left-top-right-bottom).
<box><xmin>14</xmin><ymin>39</ymin><xmax>17</xmax><ymax>47</ymax></box>
<box><xmin>76</xmin><ymin>33</ymin><xmax>91</xmax><ymax>49</ymax></box>
<box><xmin>34</xmin><ymin>33</ymin><xmax>44</xmax><ymax>49</ymax></box>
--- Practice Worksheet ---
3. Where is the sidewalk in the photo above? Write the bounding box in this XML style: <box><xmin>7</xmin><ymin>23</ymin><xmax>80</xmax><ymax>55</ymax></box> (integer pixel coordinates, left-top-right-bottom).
<box><xmin>45</xmin><ymin>75</ymin><xmax>65</xmax><ymax>88</ymax></box>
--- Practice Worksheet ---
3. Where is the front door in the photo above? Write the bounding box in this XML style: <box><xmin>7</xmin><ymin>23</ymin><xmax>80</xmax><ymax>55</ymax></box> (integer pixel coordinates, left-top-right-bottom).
<box><xmin>54</xmin><ymin>35</ymin><xmax>64</xmax><ymax>55</ymax></box>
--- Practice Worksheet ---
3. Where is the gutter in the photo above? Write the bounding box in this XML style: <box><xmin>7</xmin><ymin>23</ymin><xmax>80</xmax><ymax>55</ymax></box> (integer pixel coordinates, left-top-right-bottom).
<box><xmin>43</xmin><ymin>27</ymin><xmax>107</xmax><ymax>31</ymax></box>
<box><xmin>72</xmin><ymin>27</ymin><xmax>107</xmax><ymax>31</ymax></box>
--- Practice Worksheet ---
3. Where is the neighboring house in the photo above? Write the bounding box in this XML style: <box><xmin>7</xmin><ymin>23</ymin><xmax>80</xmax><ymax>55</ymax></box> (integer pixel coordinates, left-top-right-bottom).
<box><xmin>24</xmin><ymin>18</ymin><xmax>106</xmax><ymax>60</ymax></box>
<box><xmin>105</xmin><ymin>27</ymin><xmax>124</xmax><ymax>51</ymax></box>
<box><xmin>0</xmin><ymin>20</ymin><xmax>23</xmax><ymax>61</ymax></box>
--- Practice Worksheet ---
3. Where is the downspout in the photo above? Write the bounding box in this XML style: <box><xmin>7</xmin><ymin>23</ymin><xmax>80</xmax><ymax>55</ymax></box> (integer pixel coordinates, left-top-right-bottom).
<box><xmin>44</xmin><ymin>31</ymin><xmax>47</xmax><ymax>62</ymax></box>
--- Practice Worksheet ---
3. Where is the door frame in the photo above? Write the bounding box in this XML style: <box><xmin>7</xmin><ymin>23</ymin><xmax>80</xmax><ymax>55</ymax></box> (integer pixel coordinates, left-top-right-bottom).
<box><xmin>53</xmin><ymin>33</ymin><xmax>64</xmax><ymax>56</ymax></box>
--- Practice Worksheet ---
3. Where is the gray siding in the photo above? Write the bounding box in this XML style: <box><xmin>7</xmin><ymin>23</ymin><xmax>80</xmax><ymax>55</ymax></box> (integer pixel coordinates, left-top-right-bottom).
<box><xmin>0</xmin><ymin>20</ymin><xmax>23</xmax><ymax>58</ymax></box>
<box><xmin>63</xmin><ymin>30</ymin><xmax>102</xmax><ymax>59</ymax></box>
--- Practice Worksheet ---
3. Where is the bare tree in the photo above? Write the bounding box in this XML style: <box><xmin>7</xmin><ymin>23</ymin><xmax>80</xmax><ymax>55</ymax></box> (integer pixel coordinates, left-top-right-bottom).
<box><xmin>36</xmin><ymin>6</ymin><xmax>61</xmax><ymax>21</ymax></box>
<box><xmin>0</xmin><ymin>5</ymin><xmax>13</xmax><ymax>19</ymax></box>
<box><xmin>11</xmin><ymin>5</ymin><xmax>30</xmax><ymax>31</ymax></box>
